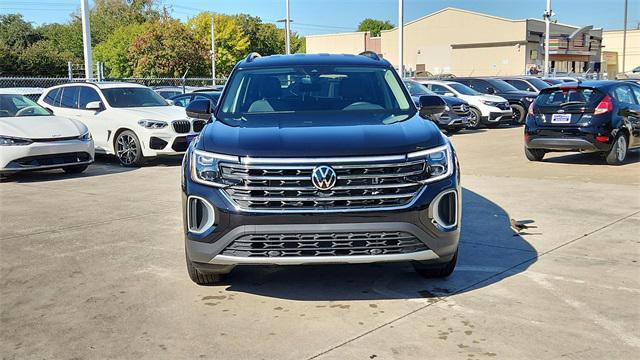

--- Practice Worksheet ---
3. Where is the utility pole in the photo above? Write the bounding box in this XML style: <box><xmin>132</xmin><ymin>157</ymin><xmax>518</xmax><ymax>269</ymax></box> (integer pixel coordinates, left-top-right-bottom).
<box><xmin>211</xmin><ymin>14</ymin><xmax>216</xmax><ymax>85</ymax></box>
<box><xmin>285</xmin><ymin>0</ymin><xmax>291</xmax><ymax>54</ymax></box>
<box><xmin>622</xmin><ymin>0</ymin><xmax>628</xmax><ymax>72</ymax></box>
<box><xmin>398</xmin><ymin>0</ymin><xmax>404</xmax><ymax>78</ymax></box>
<box><xmin>543</xmin><ymin>0</ymin><xmax>552</xmax><ymax>77</ymax></box>
<box><xmin>80</xmin><ymin>0</ymin><xmax>93</xmax><ymax>80</ymax></box>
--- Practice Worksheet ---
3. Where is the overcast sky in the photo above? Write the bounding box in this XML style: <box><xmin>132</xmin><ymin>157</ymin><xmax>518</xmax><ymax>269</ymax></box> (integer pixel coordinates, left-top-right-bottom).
<box><xmin>2</xmin><ymin>0</ymin><xmax>638</xmax><ymax>35</ymax></box>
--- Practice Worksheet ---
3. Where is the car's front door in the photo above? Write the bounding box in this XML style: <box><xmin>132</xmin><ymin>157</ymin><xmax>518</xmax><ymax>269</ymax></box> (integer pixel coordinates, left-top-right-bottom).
<box><xmin>76</xmin><ymin>86</ymin><xmax>111</xmax><ymax>150</ymax></box>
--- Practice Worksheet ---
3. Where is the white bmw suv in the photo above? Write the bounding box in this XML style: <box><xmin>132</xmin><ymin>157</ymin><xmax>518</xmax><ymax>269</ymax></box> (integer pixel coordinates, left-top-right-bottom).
<box><xmin>419</xmin><ymin>80</ymin><xmax>512</xmax><ymax>129</ymax></box>
<box><xmin>39</xmin><ymin>82</ymin><xmax>203</xmax><ymax>166</ymax></box>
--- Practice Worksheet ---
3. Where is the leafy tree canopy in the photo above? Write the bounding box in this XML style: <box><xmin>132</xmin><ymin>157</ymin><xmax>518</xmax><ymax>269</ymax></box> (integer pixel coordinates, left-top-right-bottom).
<box><xmin>357</xmin><ymin>18</ymin><xmax>393</xmax><ymax>37</ymax></box>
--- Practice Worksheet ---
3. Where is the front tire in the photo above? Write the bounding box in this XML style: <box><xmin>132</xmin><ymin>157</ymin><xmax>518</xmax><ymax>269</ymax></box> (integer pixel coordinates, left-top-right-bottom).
<box><xmin>63</xmin><ymin>164</ymin><xmax>89</xmax><ymax>174</ymax></box>
<box><xmin>185</xmin><ymin>250</ymin><xmax>226</xmax><ymax>285</ymax></box>
<box><xmin>605</xmin><ymin>133</ymin><xmax>628</xmax><ymax>165</ymax></box>
<box><xmin>413</xmin><ymin>249</ymin><xmax>458</xmax><ymax>278</ymax></box>
<box><xmin>525</xmin><ymin>147</ymin><xmax>545</xmax><ymax>161</ymax></box>
<box><xmin>467</xmin><ymin>108</ymin><xmax>482</xmax><ymax>129</ymax></box>
<box><xmin>115</xmin><ymin>130</ymin><xmax>145</xmax><ymax>167</ymax></box>
<box><xmin>511</xmin><ymin>104</ymin><xmax>526</xmax><ymax>124</ymax></box>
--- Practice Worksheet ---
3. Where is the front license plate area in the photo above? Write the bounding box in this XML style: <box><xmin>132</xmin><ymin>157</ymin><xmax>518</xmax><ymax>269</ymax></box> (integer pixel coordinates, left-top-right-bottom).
<box><xmin>551</xmin><ymin>114</ymin><xmax>571</xmax><ymax>124</ymax></box>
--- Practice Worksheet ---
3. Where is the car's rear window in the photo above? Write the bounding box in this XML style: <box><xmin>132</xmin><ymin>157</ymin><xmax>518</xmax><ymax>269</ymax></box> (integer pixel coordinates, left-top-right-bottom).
<box><xmin>536</xmin><ymin>87</ymin><xmax>604</xmax><ymax>107</ymax></box>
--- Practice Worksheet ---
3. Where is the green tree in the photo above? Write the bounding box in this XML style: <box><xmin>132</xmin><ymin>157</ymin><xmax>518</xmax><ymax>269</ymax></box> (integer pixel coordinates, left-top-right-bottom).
<box><xmin>0</xmin><ymin>14</ymin><xmax>40</xmax><ymax>50</ymax></box>
<box><xmin>357</xmin><ymin>18</ymin><xmax>393</xmax><ymax>37</ymax></box>
<box><xmin>128</xmin><ymin>19</ymin><xmax>207</xmax><ymax>77</ymax></box>
<box><xmin>18</xmin><ymin>40</ymin><xmax>76</xmax><ymax>76</ymax></box>
<box><xmin>94</xmin><ymin>23</ymin><xmax>149</xmax><ymax>77</ymax></box>
<box><xmin>38</xmin><ymin>22</ymin><xmax>84</xmax><ymax>61</ymax></box>
<box><xmin>234</xmin><ymin>14</ymin><xmax>305</xmax><ymax>55</ymax></box>
<box><xmin>87</xmin><ymin>0</ymin><xmax>161</xmax><ymax>44</ymax></box>
<box><xmin>187</xmin><ymin>13</ymin><xmax>250</xmax><ymax>76</ymax></box>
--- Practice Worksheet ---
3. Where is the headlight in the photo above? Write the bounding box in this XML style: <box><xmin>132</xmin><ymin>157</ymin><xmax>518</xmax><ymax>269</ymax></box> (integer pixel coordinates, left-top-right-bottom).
<box><xmin>407</xmin><ymin>142</ymin><xmax>454</xmax><ymax>184</ymax></box>
<box><xmin>444</xmin><ymin>105</ymin><xmax>451</xmax><ymax>112</ymax></box>
<box><xmin>190</xmin><ymin>149</ymin><xmax>240</xmax><ymax>187</ymax></box>
<box><xmin>78</xmin><ymin>132</ymin><xmax>92</xmax><ymax>141</ymax></box>
<box><xmin>480</xmin><ymin>100</ymin><xmax>497</xmax><ymax>106</ymax></box>
<box><xmin>0</xmin><ymin>135</ymin><xmax>32</xmax><ymax>146</ymax></box>
<box><xmin>138</xmin><ymin>119</ymin><xmax>168</xmax><ymax>129</ymax></box>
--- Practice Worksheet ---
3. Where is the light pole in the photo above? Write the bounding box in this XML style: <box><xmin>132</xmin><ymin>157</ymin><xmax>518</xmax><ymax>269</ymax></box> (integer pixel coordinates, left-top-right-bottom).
<box><xmin>211</xmin><ymin>14</ymin><xmax>216</xmax><ymax>85</ymax></box>
<box><xmin>398</xmin><ymin>0</ymin><xmax>404</xmax><ymax>77</ymax></box>
<box><xmin>543</xmin><ymin>0</ymin><xmax>552</xmax><ymax>77</ymax></box>
<box><xmin>622</xmin><ymin>0</ymin><xmax>628</xmax><ymax>72</ymax></box>
<box><xmin>285</xmin><ymin>0</ymin><xmax>291</xmax><ymax>54</ymax></box>
<box><xmin>80</xmin><ymin>0</ymin><xmax>93</xmax><ymax>79</ymax></box>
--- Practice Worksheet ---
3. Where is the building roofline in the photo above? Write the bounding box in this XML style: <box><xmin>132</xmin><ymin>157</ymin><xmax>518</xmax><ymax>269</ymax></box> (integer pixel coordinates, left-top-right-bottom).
<box><xmin>306</xmin><ymin>31</ymin><xmax>366</xmax><ymax>38</ymax></box>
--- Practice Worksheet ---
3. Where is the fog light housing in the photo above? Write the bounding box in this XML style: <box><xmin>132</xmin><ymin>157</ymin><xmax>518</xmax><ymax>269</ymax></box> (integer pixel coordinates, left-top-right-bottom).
<box><xmin>187</xmin><ymin>196</ymin><xmax>215</xmax><ymax>234</ymax></box>
<box><xmin>429</xmin><ymin>189</ymin><xmax>458</xmax><ymax>231</ymax></box>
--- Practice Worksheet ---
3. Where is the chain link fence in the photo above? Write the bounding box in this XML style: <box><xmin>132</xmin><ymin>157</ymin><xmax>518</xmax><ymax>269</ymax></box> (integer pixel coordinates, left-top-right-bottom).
<box><xmin>0</xmin><ymin>77</ymin><xmax>227</xmax><ymax>91</ymax></box>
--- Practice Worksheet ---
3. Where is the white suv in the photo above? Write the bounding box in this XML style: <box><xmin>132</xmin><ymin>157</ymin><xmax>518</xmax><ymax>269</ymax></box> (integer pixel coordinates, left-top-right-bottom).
<box><xmin>419</xmin><ymin>80</ymin><xmax>512</xmax><ymax>129</ymax></box>
<box><xmin>38</xmin><ymin>82</ymin><xmax>202</xmax><ymax>166</ymax></box>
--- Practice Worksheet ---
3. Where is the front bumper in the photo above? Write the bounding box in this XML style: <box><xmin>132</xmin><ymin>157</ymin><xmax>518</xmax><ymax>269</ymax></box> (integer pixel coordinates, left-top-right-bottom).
<box><xmin>482</xmin><ymin>110</ymin><xmax>513</xmax><ymax>123</ymax></box>
<box><xmin>139</xmin><ymin>128</ymin><xmax>199</xmax><ymax>157</ymax></box>
<box><xmin>435</xmin><ymin>112</ymin><xmax>470</xmax><ymax>128</ymax></box>
<box><xmin>183</xmin><ymin>174</ymin><xmax>461</xmax><ymax>267</ymax></box>
<box><xmin>0</xmin><ymin>139</ymin><xmax>94</xmax><ymax>173</ymax></box>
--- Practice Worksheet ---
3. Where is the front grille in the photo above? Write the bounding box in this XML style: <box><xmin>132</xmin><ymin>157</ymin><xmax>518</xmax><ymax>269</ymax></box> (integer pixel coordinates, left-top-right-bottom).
<box><xmin>220</xmin><ymin>159</ymin><xmax>425</xmax><ymax>211</ymax></box>
<box><xmin>193</xmin><ymin>120</ymin><xmax>206</xmax><ymax>132</ymax></box>
<box><xmin>221</xmin><ymin>231</ymin><xmax>428</xmax><ymax>257</ymax></box>
<box><xmin>496</xmin><ymin>102</ymin><xmax>510</xmax><ymax>110</ymax></box>
<box><xmin>451</xmin><ymin>104</ymin><xmax>470</xmax><ymax>115</ymax></box>
<box><xmin>172</xmin><ymin>120</ymin><xmax>190</xmax><ymax>134</ymax></box>
<box><xmin>14</xmin><ymin>152</ymin><xmax>92</xmax><ymax>167</ymax></box>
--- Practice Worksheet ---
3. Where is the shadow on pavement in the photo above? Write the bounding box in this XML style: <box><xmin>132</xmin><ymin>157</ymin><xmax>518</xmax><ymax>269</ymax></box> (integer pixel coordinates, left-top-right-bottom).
<box><xmin>544</xmin><ymin>148</ymin><xmax>639</xmax><ymax>166</ymax></box>
<box><xmin>222</xmin><ymin>188</ymin><xmax>538</xmax><ymax>301</ymax></box>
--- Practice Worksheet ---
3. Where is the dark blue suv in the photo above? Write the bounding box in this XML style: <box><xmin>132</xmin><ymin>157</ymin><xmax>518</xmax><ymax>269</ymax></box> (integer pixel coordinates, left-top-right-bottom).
<box><xmin>181</xmin><ymin>53</ymin><xmax>461</xmax><ymax>284</ymax></box>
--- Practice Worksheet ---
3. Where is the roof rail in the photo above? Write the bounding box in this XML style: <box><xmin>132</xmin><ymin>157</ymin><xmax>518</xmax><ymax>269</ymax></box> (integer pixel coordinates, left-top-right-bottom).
<box><xmin>358</xmin><ymin>51</ymin><xmax>381</xmax><ymax>61</ymax></box>
<box><xmin>245</xmin><ymin>52</ymin><xmax>262</xmax><ymax>63</ymax></box>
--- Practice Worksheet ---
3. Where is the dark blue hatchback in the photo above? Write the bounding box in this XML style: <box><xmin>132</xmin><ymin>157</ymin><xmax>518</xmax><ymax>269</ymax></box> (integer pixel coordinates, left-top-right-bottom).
<box><xmin>524</xmin><ymin>81</ymin><xmax>640</xmax><ymax>165</ymax></box>
<box><xmin>180</xmin><ymin>53</ymin><xmax>461</xmax><ymax>285</ymax></box>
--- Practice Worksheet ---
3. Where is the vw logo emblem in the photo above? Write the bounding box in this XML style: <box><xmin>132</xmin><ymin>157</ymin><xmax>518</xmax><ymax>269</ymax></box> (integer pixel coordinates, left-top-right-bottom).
<box><xmin>311</xmin><ymin>165</ymin><xmax>337</xmax><ymax>190</ymax></box>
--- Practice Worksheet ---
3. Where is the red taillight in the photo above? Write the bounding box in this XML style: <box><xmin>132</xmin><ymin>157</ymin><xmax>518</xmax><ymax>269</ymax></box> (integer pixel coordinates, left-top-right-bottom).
<box><xmin>596</xmin><ymin>135</ymin><xmax>610</xmax><ymax>142</ymax></box>
<box><xmin>528</xmin><ymin>102</ymin><xmax>535</xmax><ymax>115</ymax></box>
<box><xmin>524</xmin><ymin>133</ymin><xmax>529</xmax><ymax>142</ymax></box>
<box><xmin>594</xmin><ymin>95</ymin><xmax>613</xmax><ymax>115</ymax></box>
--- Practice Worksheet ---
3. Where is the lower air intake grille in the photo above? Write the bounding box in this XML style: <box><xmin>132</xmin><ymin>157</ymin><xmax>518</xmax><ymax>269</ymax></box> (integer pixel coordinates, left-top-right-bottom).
<box><xmin>193</xmin><ymin>120</ymin><xmax>206</xmax><ymax>132</ymax></box>
<box><xmin>221</xmin><ymin>231</ymin><xmax>428</xmax><ymax>258</ymax></box>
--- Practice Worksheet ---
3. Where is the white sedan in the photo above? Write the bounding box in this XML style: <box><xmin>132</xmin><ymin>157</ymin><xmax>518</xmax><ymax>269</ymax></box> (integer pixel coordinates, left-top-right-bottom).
<box><xmin>0</xmin><ymin>90</ymin><xmax>94</xmax><ymax>178</ymax></box>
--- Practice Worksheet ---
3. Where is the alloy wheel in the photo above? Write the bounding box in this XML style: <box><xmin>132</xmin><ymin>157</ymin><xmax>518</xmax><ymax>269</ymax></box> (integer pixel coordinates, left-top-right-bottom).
<box><xmin>512</xmin><ymin>108</ymin><xmax>521</xmax><ymax>123</ymax></box>
<box><xmin>116</xmin><ymin>133</ymin><xmax>138</xmax><ymax>166</ymax></box>
<box><xmin>468</xmin><ymin>111</ymin><xmax>480</xmax><ymax>128</ymax></box>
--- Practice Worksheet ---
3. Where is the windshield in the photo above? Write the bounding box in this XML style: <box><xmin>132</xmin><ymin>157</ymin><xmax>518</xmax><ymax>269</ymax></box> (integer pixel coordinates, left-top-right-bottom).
<box><xmin>486</xmin><ymin>79</ymin><xmax>520</xmax><ymax>92</ymax></box>
<box><xmin>449</xmin><ymin>83</ymin><xmax>480</xmax><ymax>96</ymax></box>
<box><xmin>0</xmin><ymin>94</ymin><xmax>51</xmax><ymax>117</ymax></box>
<box><xmin>526</xmin><ymin>78</ymin><xmax>550</xmax><ymax>90</ymax></box>
<box><xmin>404</xmin><ymin>80</ymin><xmax>435</xmax><ymax>96</ymax></box>
<box><xmin>102</xmin><ymin>88</ymin><xmax>168</xmax><ymax>108</ymax></box>
<box><xmin>218</xmin><ymin>65</ymin><xmax>412</xmax><ymax>119</ymax></box>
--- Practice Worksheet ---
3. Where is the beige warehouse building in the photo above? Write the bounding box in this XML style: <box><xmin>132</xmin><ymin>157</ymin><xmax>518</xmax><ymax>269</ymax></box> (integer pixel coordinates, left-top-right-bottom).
<box><xmin>601</xmin><ymin>28</ymin><xmax>640</xmax><ymax>77</ymax></box>
<box><xmin>307</xmin><ymin>8</ymin><xmax>604</xmax><ymax>77</ymax></box>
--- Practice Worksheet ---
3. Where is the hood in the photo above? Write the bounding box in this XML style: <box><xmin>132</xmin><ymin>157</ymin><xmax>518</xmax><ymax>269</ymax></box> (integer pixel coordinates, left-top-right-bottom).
<box><xmin>110</xmin><ymin>105</ymin><xmax>186</xmax><ymax>121</ymax></box>
<box><xmin>200</xmin><ymin>112</ymin><xmax>446</xmax><ymax>157</ymax></box>
<box><xmin>439</xmin><ymin>96</ymin><xmax>467</xmax><ymax>106</ymax></box>
<box><xmin>0</xmin><ymin>115</ymin><xmax>87</xmax><ymax>139</ymax></box>
<box><xmin>477</xmin><ymin>94</ymin><xmax>509</xmax><ymax>103</ymax></box>
<box><xmin>498</xmin><ymin>90</ymin><xmax>538</xmax><ymax>100</ymax></box>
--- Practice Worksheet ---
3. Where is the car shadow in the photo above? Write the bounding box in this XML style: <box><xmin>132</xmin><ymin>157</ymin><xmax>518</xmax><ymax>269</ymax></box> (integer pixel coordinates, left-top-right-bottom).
<box><xmin>543</xmin><ymin>148</ymin><xmax>639</xmax><ymax>166</ymax></box>
<box><xmin>219</xmin><ymin>188</ymin><xmax>538</xmax><ymax>300</ymax></box>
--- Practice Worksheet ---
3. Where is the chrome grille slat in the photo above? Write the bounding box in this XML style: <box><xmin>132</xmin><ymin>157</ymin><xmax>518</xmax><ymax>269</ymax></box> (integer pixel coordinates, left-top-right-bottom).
<box><xmin>219</xmin><ymin>157</ymin><xmax>426</xmax><ymax>211</ymax></box>
<box><xmin>221</xmin><ymin>231</ymin><xmax>429</xmax><ymax>258</ymax></box>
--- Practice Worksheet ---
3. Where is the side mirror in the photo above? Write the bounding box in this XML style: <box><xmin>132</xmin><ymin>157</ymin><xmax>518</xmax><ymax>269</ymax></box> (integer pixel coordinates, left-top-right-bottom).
<box><xmin>85</xmin><ymin>101</ymin><xmax>103</xmax><ymax>111</ymax></box>
<box><xmin>185</xmin><ymin>99</ymin><xmax>212</xmax><ymax>120</ymax></box>
<box><xmin>166</xmin><ymin>99</ymin><xmax>175</xmax><ymax>106</ymax></box>
<box><xmin>486</xmin><ymin>87</ymin><xmax>496</xmax><ymax>94</ymax></box>
<box><xmin>527</xmin><ymin>87</ymin><xmax>534</xmax><ymax>92</ymax></box>
<box><xmin>418</xmin><ymin>95</ymin><xmax>447</xmax><ymax>118</ymax></box>
<box><xmin>444</xmin><ymin>92</ymin><xmax>455</xmax><ymax>97</ymax></box>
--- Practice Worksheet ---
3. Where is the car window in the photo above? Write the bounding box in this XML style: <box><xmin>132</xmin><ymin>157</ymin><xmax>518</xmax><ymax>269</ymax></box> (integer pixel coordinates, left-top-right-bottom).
<box><xmin>536</xmin><ymin>88</ymin><xmax>602</xmax><ymax>107</ymax></box>
<box><xmin>449</xmin><ymin>83</ymin><xmax>480</xmax><ymax>96</ymax></box>
<box><xmin>173</xmin><ymin>95</ymin><xmax>192</xmax><ymax>107</ymax></box>
<box><xmin>0</xmin><ymin>94</ymin><xmax>51</xmax><ymax>117</ymax></box>
<box><xmin>403</xmin><ymin>80</ymin><xmax>434</xmax><ymax>96</ymax></box>
<box><xmin>60</xmin><ymin>86</ymin><xmax>79</xmax><ymax>108</ymax></box>
<box><xmin>430</xmin><ymin>84</ymin><xmax>449</xmax><ymax>95</ymax></box>
<box><xmin>613</xmin><ymin>85</ymin><xmax>637</xmax><ymax>104</ymax></box>
<box><xmin>102</xmin><ymin>88</ymin><xmax>168</xmax><ymax>108</ymax></box>
<box><xmin>505</xmin><ymin>80</ymin><xmax>529</xmax><ymax>91</ymax></box>
<box><xmin>462</xmin><ymin>79</ymin><xmax>490</xmax><ymax>93</ymax></box>
<box><xmin>78</xmin><ymin>87</ymin><xmax>102</xmax><ymax>109</ymax></box>
<box><xmin>218</xmin><ymin>65</ymin><xmax>412</xmax><ymax>117</ymax></box>
<box><xmin>43</xmin><ymin>88</ymin><xmax>60</xmax><ymax>106</ymax></box>
<box><xmin>630</xmin><ymin>85</ymin><xmax>640</xmax><ymax>104</ymax></box>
